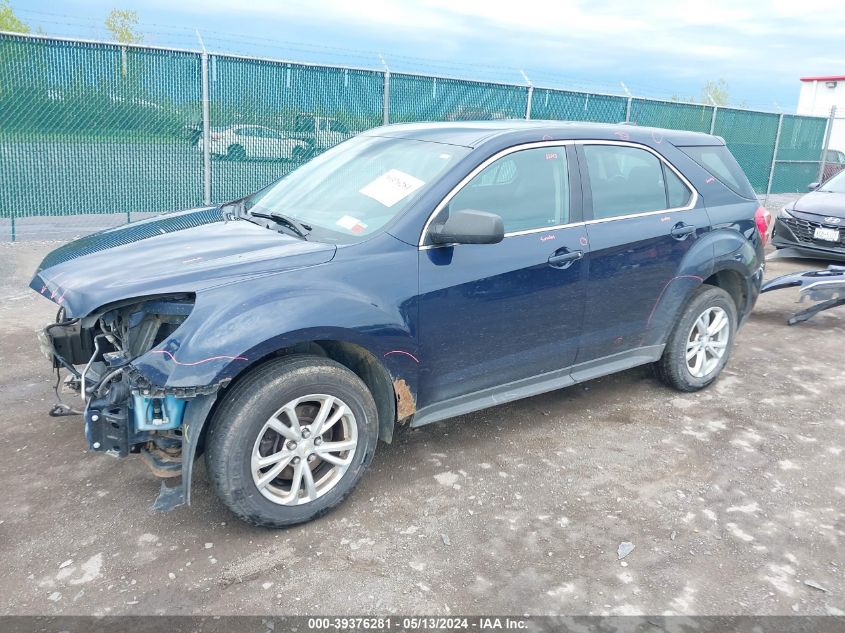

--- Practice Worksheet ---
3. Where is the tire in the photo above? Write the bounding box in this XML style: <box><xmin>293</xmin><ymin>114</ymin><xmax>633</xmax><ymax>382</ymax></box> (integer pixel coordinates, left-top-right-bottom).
<box><xmin>205</xmin><ymin>355</ymin><xmax>379</xmax><ymax>528</ymax></box>
<box><xmin>226</xmin><ymin>144</ymin><xmax>246</xmax><ymax>161</ymax></box>
<box><xmin>654</xmin><ymin>285</ymin><xmax>738</xmax><ymax>392</ymax></box>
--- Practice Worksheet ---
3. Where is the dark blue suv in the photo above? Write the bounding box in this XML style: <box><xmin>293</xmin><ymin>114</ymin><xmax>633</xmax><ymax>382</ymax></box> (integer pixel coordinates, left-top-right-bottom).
<box><xmin>31</xmin><ymin>121</ymin><xmax>768</xmax><ymax>527</ymax></box>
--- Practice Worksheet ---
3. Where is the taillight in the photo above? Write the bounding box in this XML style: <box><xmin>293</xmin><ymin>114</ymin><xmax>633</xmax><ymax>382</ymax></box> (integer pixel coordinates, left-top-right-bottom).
<box><xmin>211</xmin><ymin>133</ymin><xmax>221</xmax><ymax>140</ymax></box>
<box><xmin>755</xmin><ymin>206</ymin><xmax>772</xmax><ymax>245</ymax></box>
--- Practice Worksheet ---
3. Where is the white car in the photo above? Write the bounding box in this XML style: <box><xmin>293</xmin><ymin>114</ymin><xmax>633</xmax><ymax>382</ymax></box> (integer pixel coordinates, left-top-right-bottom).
<box><xmin>293</xmin><ymin>114</ymin><xmax>353</xmax><ymax>151</ymax></box>
<box><xmin>200</xmin><ymin>125</ymin><xmax>309</xmax><ymax>161</ymax></box>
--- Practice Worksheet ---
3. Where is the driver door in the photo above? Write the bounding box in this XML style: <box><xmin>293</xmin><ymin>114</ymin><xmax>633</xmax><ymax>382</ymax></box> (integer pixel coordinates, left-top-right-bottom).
<box><xmin>416</xmin><ymin>144</ymin><xmax>589</xmax><ymax>407</ymax></box>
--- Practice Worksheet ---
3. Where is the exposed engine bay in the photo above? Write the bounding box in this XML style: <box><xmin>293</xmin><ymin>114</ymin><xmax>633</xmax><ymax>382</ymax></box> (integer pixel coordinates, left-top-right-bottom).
<box><xmin>39</xmin><ymin>294</ymin><xmax>197</xmax><ymax>480</ymax></box>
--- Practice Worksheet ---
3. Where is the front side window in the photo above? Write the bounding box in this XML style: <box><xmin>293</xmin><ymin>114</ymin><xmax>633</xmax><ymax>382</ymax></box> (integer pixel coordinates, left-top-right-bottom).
<box><xmin>245</xmin><ymin>135</ymin><xmax>470</xmax><ymax>243</ymax></box>
<box><xmin>583</xmin><ymin>144</ymin><xmax>674</xmax><ymax>219</ymax></box>
<box><xmin>448</xmin><ymin>147</ymin><xmax>570</xmax><ymax>233</ymax></box>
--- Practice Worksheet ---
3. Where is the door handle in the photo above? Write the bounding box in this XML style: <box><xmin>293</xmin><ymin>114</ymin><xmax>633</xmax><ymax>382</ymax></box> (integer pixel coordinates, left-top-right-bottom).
<box><xmin>670</xmin><ymin>223</ymin><xmax>696</xmax><ymax>240</ymax></box>
<box><xmin>548</xmin><ymin>249</ymin><xmax>583</xmax><ymax>269</ymax></box>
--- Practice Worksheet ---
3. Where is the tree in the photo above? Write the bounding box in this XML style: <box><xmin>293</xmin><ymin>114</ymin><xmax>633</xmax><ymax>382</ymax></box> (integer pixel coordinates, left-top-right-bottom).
<box><xmin>701</xmin><ymin>79</ymin><xmax>729</xmax><ymax>106</ymax></box>
<box><xmin>0</xmin><ymin>0</ymin><xmax>30</xmax><ymax>33</ymax></box>
<box><xmin>104</xmin><ymin>9</ymin><xmax>143</xmax><ymax>43</ymax></box>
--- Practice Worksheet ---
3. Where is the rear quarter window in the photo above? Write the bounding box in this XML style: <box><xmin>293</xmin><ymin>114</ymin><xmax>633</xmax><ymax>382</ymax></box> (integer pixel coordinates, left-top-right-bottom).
<box><xmin>678</xmin><ymin>145</ymin><xmax>756</xmax><ymax>199</ymax></box>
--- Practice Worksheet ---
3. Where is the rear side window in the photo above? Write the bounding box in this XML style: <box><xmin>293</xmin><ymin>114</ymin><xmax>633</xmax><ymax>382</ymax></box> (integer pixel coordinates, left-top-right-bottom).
<box><xmin>679</xmin><ymin>145</ymin><xmax>756</xmax><ymax>199</ymax></box>
<box><xmin>583</xmin><ymin>145</ymin><xmax>669</xmax><ymax>219</ymax></box>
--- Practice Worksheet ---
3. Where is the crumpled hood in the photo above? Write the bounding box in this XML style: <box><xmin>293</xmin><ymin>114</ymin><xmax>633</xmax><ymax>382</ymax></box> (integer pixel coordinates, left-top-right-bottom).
<box><xmin>30</xmin><ymin>207</ymin><xmax>336</xmax><ymax>317</ymax></box>
<box><xmin>792</xmin><ymin>190</ymin><xmax>845</xmax><ymax>219</ymax></box>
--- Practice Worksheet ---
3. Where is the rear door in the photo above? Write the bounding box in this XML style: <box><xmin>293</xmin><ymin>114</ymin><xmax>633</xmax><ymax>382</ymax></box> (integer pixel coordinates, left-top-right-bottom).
<box><xmin>574</xmin><ymin>141</ymin><xmax>707</xmax><ymax>362</ymax></box>
<box><xmin>417</xmin><ymin>144</ymin><xmax>589</xmax><ymax>406</ymax></box>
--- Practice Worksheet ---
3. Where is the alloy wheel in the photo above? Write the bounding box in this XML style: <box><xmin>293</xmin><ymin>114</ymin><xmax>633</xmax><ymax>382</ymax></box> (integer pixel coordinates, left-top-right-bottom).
<box><xmin>685</xmin><ymin>306</ymin><xmax>730</xmax><ymax>378</ymax></box>
<box><xmin>251</xmin><ymin>394</ymin><xmax>357</xmax><ymax>505</ymax></box>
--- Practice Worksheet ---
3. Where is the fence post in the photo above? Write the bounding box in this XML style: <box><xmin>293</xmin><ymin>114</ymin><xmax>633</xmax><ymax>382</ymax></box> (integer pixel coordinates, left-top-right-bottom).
<box><xmin>709</xmin><ymin>106</ymin><xmax>718</xmax><ymax>135</ymax></box>
<box><xmin>764</xmin><ymin>113</ymin><xmax>784</xmax><ymax>207</ymax></box>
<box><xmin>10</xmin><ymin>208</ymin><xmax>15</xmax><ymax>243</ymax></box>
<box><xmin>200</xmin><ymin>51</ymin><xmax>212</xmax><ymax>206</ymax></box>
<box><xmin>525</xmin><ymin>85</ymin><xmax>534</xmax><ymax>120</ymax></box>
<box><xmin>382</xmin><ymin>70</ymin><xmax>391</xmax><ymax>125</ymax></box>
<box><xmin>817</xmin><ymin>105</ymin><xmax>836</xmax><ymax>184</ymax></box>
<box><xmin>625</xmin><ymin>97</ymin><xmax>632</xmax><ymax>123</ymax></box>
<box><xmin>520</xmin><ymin>70</ymin><xmax>533</xmax><ymax>120</ymax></box>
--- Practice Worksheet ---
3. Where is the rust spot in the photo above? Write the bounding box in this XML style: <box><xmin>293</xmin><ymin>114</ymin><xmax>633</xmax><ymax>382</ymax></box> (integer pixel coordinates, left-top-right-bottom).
<box><xmin>393</xmin><ymin>378</ymin><xmax>416</xmax><ymax>422</ymax></box>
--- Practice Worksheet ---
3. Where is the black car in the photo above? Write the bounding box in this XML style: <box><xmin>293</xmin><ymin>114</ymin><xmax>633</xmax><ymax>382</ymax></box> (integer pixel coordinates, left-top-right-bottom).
<box><xmin>31</xmin><ymin>121</ymin><xmax>768</xmax><ymax>527</ymax></box>
<box><xmin>772</xmin><ymin>169</ymin><xmax>845</xmax><ymax>260</ymax></box>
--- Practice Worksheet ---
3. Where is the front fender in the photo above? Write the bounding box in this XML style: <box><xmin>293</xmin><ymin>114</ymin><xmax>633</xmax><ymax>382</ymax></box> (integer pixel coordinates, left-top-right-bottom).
<box><xmin>129</xmin><ymin>232</ymin><xmax>420</xmax><ymax>400</ymax></box>
<box><xmin>132</xmin><ymin>286</ymin><xmax>418</xmax><ymax>385</ymax></box>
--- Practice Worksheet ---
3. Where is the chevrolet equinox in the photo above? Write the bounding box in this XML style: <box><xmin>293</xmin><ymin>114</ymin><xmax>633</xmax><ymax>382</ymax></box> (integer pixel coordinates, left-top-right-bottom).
<box><xmin>31</xmin><ymin>121</ymin><xmax>769</xmax><ymax>527</ymax></box>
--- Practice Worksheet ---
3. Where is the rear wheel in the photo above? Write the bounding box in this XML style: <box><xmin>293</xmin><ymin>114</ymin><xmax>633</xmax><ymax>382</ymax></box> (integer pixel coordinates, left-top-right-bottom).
<box><xmin>205</xmin><ymin>355</ymin><xmax>378</xmax><ymax>527</ymax></box>
<box><xmin>654</xmin><ymin>285</ymin><xmax>737</xmax><ymax>392</ymax></box>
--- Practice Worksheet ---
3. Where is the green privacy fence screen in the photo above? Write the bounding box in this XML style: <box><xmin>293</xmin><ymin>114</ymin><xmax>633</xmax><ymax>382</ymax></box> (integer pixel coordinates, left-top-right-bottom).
<box><xmin>208</xmin><ymin>55</ymin><xmax>384</xmax><ymax>202</ymax></box>
<box><xmin>0</xmin><ymin>32</ymin><xmax>832</xmax><ymax>239</ymax></box>
<box><xmin>388</xmin><ymin>74</ymin><xmax>528</xmax><ymax>122</ymax></box>
<box><xmin>531</xmin><ymin>88</ymin><xmax>627</xmax><ymax>123</ymax></box>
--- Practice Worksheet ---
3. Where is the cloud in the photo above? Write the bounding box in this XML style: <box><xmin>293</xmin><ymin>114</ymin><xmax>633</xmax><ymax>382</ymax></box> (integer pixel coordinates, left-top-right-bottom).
<box><xmin>114</xmin><ymin>0</ymin><xmax>845</xmax><ymax>105</ymax></box>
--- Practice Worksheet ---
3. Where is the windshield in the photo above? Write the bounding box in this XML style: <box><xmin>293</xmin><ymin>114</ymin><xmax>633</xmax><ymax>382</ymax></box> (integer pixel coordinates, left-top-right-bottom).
<box><xmin>819</xmin><ymin>169</ymin><xmax>845</xmax><ymax>193</ymax></box>
<box><xmin>245</xmin><ymin>135</ymin><xmax>469</xmax><ymax>243</ymax></box>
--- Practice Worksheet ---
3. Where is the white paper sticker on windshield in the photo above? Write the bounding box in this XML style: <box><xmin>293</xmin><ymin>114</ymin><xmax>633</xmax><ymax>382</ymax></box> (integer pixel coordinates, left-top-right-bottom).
<box><xmin>359</xmin><ymin>169</ymin><xmax>425</xmax><ymax>208</ymax></box>
<box><xmin>336</xmin><ymin>215</ymin><xmax>368</xmax><ymax>234</ymax></box>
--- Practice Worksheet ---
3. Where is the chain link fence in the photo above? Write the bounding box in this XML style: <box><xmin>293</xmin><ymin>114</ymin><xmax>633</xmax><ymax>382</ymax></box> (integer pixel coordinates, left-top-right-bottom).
<box><xmin>0</xmin><ymin>32</ymin><xmax>834</xmax><ymax>241</ymax></box>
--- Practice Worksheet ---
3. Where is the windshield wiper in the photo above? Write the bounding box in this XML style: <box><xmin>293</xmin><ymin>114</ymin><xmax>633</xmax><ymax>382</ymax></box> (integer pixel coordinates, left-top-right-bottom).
<box><xmin>248</xmin><ymin>211</ymin><xmax>312</xmax><ymax>240</ymax></box>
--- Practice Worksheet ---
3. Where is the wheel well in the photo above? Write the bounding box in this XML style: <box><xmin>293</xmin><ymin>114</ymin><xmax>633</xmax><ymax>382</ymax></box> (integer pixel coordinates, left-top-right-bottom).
<box><xmin>702</xmin><ymin>270</ymin><xmax>745</xmax><ymax>313</ymax></box>
<box><xmin>314</xmin><ymin>340</ymin><xmax>398</xmax><ymax>444</ymax></box>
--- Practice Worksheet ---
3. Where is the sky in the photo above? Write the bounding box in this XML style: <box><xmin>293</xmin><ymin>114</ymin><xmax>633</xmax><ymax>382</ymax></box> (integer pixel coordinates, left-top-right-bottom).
<box><xmin>9</xmin><ymin>0</ymin><xmax>845</xmax><ymax>111</ymax></box>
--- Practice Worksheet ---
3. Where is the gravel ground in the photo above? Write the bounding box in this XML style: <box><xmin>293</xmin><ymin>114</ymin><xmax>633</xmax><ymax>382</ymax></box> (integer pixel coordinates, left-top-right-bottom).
<box><xmin>0</xmin><ymin>237</ymin><xmax>843</xmax><ymax>617</ymax></box>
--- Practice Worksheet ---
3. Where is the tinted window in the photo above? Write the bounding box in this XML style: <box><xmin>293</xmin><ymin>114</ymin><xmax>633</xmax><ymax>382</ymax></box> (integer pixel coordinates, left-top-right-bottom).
<box><xmin>679</xmin><ymin>145</ymin><xmax>756</xmax><ymax>199</ymax></box>
<box><xmin>449</xmin><ymin>147</ymin><xmax>570</xmax><ymax>232</ymax></box>
<box><xmin>583</xmin><ymin>145</ymin><xmax>667</xmax><ymax>219</ymax></box>
<box><xmin>665</xmin><ymin>165</ymin><xmax>692</xmax><ymax>208</ymax></box>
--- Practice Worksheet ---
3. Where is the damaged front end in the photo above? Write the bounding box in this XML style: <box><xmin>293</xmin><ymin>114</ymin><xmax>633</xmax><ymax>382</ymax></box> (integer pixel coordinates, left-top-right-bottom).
<box><xmin>39</xmin><ymin>294</ymin><xmax>215</xmax><ymax>510</ymax></box>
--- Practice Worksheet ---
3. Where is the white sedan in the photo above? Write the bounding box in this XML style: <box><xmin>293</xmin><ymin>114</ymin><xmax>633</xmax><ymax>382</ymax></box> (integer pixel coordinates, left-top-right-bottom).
<box><xmin>199</xmin><ymin>125</ymin><xmax>310</xmax><ymax>161</ymax></box>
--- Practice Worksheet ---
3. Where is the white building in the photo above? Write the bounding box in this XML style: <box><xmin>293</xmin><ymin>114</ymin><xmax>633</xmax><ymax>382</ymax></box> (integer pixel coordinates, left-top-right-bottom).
<box><xmin>797</xmin><ymin>75</ymin><xmax>845</xmax><ymax>158</ymax></box>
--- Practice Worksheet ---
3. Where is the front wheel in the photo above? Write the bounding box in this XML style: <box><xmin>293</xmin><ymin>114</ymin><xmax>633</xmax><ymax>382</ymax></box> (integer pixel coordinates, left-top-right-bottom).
<box><xmin>654</xmin><ymin>285</ymin><xmax>738</xmax><ymax>392</ymax></box>
<box><xmin>205</xmin><ymin>355</ymin><xmax>379</xmax><ymax>527</ymax></box>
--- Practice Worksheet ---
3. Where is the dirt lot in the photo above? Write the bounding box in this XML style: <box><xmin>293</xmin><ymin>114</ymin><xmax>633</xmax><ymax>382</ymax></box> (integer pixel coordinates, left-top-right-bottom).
<box><xmin>0</xmin><ymin>237</ymin><xmax>843</xmax><ymax>617</ymax></box>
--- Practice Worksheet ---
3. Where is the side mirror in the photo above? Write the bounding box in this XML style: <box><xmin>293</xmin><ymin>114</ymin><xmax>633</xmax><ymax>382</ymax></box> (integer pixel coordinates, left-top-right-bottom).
<box><xmin>808</xmin><ymin>182</ymin><xmax>820</xmax><ymax>191</ymax></box>
<box><xmin>429</xmin><ymin>209</ymin><xmax>504</xmax><ymax>245</ymax></box>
